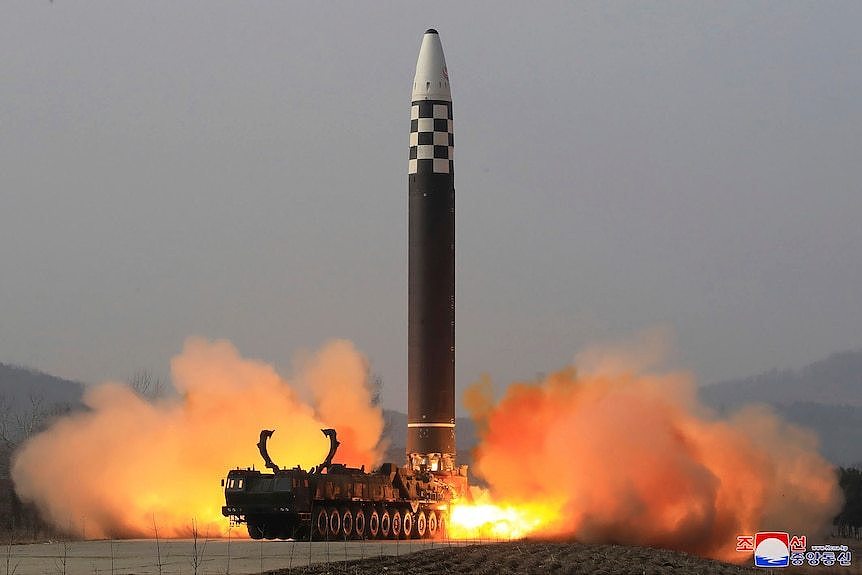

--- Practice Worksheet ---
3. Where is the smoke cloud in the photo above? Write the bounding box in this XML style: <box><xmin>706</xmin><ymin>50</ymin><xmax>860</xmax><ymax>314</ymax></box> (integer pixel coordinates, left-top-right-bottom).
<box><xmin>464</xmin><ymin>332</ymin><xmax>842</xmax><ymax>561</ymax></box>
<box><xmin>12</xmin><ymin>337</ymin><xmax>384</xmax><ymax>538</ymax></box>
<box><xmin>12</xmin><ymin>331</ymin><xmax>841</xmax><ymax>560</ymax></box>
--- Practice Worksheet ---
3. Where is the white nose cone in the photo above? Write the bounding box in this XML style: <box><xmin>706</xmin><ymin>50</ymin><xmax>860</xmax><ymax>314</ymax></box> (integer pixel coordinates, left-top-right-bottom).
<box><xmin>412</xmin><ymin>29</ymin><xmax>451</xmax><ymax>102</ymax></box>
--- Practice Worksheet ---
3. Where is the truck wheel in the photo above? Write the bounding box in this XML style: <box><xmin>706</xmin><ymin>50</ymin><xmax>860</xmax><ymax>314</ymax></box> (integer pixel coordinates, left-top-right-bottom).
<box><xmin>354</xmin><ymin>508</ymin><xmax>366</xmax><ymax>539</ymax></box>
<box><xmin>427</xmin><ymin>511</ymin><xmax>438</xmax><ymax>538</ymax></box>
<box><xmin>380</xmin><ymin>510</ymin><xmax>391</xmax><ymax>538</ymax></box>
<box><xmin>390</xmin><ymin>510</ymin><xmax>401</xmax><ymax>539</ymax></box>
<box><xmin>401</xmin><ymin>511</ymin><xmax>413</xmax><ymax>539</ymax></box>
<box><xmin>247</xmin><ymin>523</ymin><xmax>264</xmax><ymax>540</ymax></box>
<box><xmin>314</xmin><ymin>508</ymin><xmax>328</xmax><ymax>540</ymax></box>
<box><xmin>328</xmin><ymin>507</ymin><xmax>341</xmax><ymax>539</ymax></box>
<box><xmin>368</xmin><ymin>509</ymin><xmax>380</xmax><ymax>539</ymax></box>
<box><xmin>416</xmin><ymin>510</ymin><xmax>427</xmax><ymax>539</ymax></box>
<box><xmin>341</xmin><ymin>508</ymin><xmax>353</xmax><ymax>539</ymax></box>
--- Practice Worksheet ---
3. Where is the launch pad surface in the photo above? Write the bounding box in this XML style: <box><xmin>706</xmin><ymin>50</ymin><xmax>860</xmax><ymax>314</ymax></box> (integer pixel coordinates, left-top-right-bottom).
<box><xmin>7</xmin><ymin>538</ymin><xmax>824</xmax><ymax>575</ymax></box>
<box><xmin>6</xmin><ymin>538</ymin><xmax>466</xmax><ymax>575</ymax></box>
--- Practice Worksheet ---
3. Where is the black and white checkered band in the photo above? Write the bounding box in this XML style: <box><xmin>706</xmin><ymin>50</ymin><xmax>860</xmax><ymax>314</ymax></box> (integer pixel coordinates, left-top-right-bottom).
<box><xmin>409</xmin><ymin>100</ymin><xmax>453</xmax><ymax>175</ymax></box>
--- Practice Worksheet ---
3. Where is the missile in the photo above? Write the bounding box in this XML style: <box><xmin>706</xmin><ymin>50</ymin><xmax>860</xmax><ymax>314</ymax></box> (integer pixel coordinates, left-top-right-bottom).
<box><xmin>407</xmin><ymin>29</ymin><xmax>456</xmax><ymax>472</ymax></box>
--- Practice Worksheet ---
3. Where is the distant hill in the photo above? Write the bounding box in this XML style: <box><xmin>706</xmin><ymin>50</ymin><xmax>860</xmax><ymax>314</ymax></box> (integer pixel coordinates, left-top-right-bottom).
<box><xmin>0</xmin><ymin>363</ymin><xmax>85</xmax><ymax>531</ymax></box>
<box><xmin>701</xmin><ymin>349</ymin><xmax>862</xmax><ymax>409</ymax></box>
<box><xmin>771</xmin><ymin>402</ymin><xmax>862</xmax><ymax>466</ymax></box>
<box><xmin>700</xmin><ymin>349</ymin><xmax>862</xmax><ymax>466</ymax></box>
<box><xmin>0</xmin><ymin>363</ymin><xmax>84</xmax><ymax>413</ymax></box>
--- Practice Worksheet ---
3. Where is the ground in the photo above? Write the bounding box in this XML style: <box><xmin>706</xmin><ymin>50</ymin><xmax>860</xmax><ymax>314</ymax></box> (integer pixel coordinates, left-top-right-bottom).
<box><xmin>267</xmin><ymin>541</ymin><xmax>760</xmax><ymax>575</ymax></box>
<box><xmin>7</xmin><ymin>538</ymin><xmax>860</xmax><ymax>574</ymax></box>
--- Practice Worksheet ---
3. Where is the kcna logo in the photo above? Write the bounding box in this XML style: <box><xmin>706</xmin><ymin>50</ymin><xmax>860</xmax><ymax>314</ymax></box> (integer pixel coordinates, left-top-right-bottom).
<box><xmin>737</xmin><ymin>531</ymin><xmax>852</xmax><ymax>568</ymax></box>
<box><xmin>753</xmin><ymin>532</ymin><xmax>791</xmax><ymax>567</ymax></box>
<box><xmin>737</xmin><ymin>532</ymin><xmax>805</xmax><ymax>568</ymax></box>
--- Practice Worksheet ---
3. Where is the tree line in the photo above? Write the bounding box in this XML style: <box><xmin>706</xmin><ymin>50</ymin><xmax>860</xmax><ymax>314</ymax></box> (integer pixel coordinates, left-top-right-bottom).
<box><xmin>0</xmin><ymin>392</ymin><xmax>65</xmax><ymax>540</ymax></box>
<box><xmin>835</xmin><ymin>467</ymin><xmax>862</xmax><ymax>539</ymax></box>
<box><xmin>1</xmin><ymin>370</ymin><xmax>164</xmax><ymax>541</ymax></box>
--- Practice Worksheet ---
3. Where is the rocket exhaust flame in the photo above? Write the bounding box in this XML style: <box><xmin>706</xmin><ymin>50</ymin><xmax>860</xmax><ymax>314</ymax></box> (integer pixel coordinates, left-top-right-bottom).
<box><xmin>447</xmin><ymin>333</ymin><xmax>842</xmax><ymax>561</ymax></box>
<box><xmin>11</xmin><ymin>337</ymin><xmax>384</xmax><ymax>539</ymax></box>
<box><xmin>448</xmin><ymin>490</ymin><xmax>559</xmax><ymax>541</ymax></box>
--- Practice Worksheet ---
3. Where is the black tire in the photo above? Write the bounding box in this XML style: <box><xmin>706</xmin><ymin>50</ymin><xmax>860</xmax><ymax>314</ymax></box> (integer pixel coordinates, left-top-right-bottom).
<box><xmin>427</xmin><ymin>510</ymin><xmax>438</xmax><ymax>539</ymax></box>
<box><xmin>328</xmin><ymin>507</ymin><xmax>341</xmax><ymax>539</ymax></box>
<box><xmin>314</xmin><ymin>508</ymin><xmax>328</xmax><ymax>540</ymax></box>
<box><xmin>380</xmin><ymin>510</ymin><xmax>391</xmax><ymax>539</ymax></box>
<box><xmin>341</xmin><ymin>508</ymin><xmax>354</xmax><ymax>540</ymax></box>
<box><xmin>416</xmin><ymin>510</ymin><xmax>427</xmax><ymax>539</ymax></box>
<box><xmin>390</xmin><ymin>510</ymin><xmax>401</xmax><ymax>539</ymax></box>
<box><xmin>401</xmin><ymin>511</ymin><xmax>413</xmax><ymax>539</ymax></box>
<box><xmin>247</xmin><ymin>523</ymin><xmax>264</xmax><ymax>540</ymax></box>
<box><xmin>354</xmin><ymin>508</ymin><xmax>366</xmax><ymax>539</ymax></box>
<box><xmin>368</xmin><ymin>509</ymin><xmax>380</xmax><ymax>539</ymax></box>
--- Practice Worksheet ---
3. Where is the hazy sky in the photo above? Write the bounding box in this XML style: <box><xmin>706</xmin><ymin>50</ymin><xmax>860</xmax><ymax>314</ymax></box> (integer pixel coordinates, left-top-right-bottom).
<box><xmin>2</xmin><ymin>1</ymin><xmax>860</xmax><ymax>412</ymax></box>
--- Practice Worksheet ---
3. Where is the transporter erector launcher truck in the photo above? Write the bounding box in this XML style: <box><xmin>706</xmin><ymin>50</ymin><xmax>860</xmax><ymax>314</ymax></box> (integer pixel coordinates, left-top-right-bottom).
<box><xmin>407</xmin><ymin>28</ymin><xmax>457</xmax><ymax>474</ymax></box>
<box><xmin>221</xmin><ymin>30</ymin><xmax>467</xmax><ymax>541</ymax></box>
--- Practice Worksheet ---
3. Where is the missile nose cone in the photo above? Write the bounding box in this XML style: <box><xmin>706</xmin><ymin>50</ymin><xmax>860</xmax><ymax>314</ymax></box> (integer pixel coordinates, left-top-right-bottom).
<box><xmin>412</xmin><ymin>29</ymin><xmax>451</xmax><ymax>102</ymax></box>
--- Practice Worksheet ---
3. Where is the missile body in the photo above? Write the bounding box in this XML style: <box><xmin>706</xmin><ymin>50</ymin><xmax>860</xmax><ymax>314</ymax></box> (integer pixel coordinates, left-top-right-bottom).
<box><xmin>407</xmin><ymin>29</ymin><xmax>456</xmax><ymax>472</ymax></box>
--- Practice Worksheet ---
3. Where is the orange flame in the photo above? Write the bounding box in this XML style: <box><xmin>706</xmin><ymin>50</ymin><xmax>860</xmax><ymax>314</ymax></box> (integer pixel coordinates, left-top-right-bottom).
<box><xmin>11</xmin><ymin>337</ymin><xmax>384</xmax><ymax>539</ymax></box>
<box><xmin>448</xmin><ymin>490</ymin><xmax>559</xmax><ymax>540</ymax></box>
<box><xmin>456</xmin><ymin>333</ymin><xmax>842</xmax><ymax>561</ymax></box>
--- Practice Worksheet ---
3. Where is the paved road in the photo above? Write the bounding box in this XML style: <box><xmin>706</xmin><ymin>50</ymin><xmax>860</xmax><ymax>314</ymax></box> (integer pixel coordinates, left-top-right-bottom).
<box><xmin>6</xmin><ymin>538</ymin><xmax>468</xmax><ymax>575</ymax></box>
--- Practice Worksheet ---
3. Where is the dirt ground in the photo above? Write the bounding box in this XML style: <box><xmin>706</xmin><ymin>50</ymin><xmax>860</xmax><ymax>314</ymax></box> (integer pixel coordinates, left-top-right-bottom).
<box><xmin>266</xmin><ymin>541</ymin><xmax>762</xmax><ymax>575</ymax></box>
<box><xmin>6</xmin><ymin>537</ymin><xmax>858</xmax><ymax>574</ymax></box>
